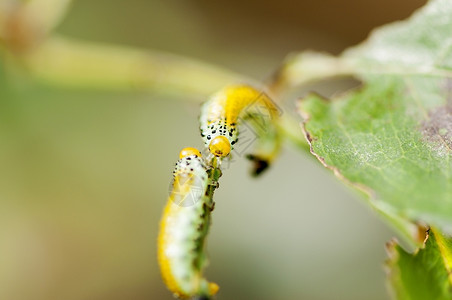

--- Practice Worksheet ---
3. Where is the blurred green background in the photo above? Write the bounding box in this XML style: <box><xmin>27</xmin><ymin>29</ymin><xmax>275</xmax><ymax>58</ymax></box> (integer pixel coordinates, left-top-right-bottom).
<box><xmin>0</xmin><ymin>0</ymin><xmax>426</xmax><ymax>299</ymax></box>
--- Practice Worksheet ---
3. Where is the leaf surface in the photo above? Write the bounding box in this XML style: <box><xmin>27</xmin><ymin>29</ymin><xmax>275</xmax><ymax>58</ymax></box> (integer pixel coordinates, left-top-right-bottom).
<box><xmin>299</xmin><ymin>0</ymin><xmax>452</xmax><ymax>237</ymax></box>
<box><xmin>386</xmin><ymin>229</ymin><xmax>452</xmax><ymax>300</ymax></box>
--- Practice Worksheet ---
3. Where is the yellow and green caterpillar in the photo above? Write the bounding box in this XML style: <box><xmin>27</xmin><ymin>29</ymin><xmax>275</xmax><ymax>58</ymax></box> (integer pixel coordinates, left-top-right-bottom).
<box><xmin>158</xmin><ymin>148</ymin><xmax>219</xmax><ymax>299</ymax></box>
<box><xmin>199</xmin><ymin>84</ymin><xmax>281</xmax><ymax>175</ymax></box>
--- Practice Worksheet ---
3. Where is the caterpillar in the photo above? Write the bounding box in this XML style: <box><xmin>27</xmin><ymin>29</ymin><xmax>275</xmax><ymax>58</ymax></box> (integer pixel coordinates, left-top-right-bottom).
<box><xmin>199</xmin><ymin>84</ymin><xmax>281</xmax><ymax>175</ymax></box>
<box><xmin>158</xmin><ymin>147</ymin><xmax>219</xmax><ymax>299</ymax></box>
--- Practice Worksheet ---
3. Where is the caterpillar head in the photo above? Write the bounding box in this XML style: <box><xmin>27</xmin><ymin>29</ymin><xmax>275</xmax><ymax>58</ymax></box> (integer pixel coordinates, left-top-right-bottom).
<box><xmin>209</xmin><ymin>136</ymin><xmax>231</xmax><ymax>158</ymax></box>
<box><xmin>179</xmin><ymin>147</ymin><xmax>202</xmax><ymax>159</ymax></box>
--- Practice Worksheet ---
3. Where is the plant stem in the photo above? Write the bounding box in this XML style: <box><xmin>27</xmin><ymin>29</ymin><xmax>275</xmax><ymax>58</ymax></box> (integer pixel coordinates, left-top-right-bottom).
<box><xmin>276</xmin><ymin>114</ymin><xmax>310</xmax><ymax>153</ymax></box>
<box><xmin>16</xmin><ymin>36</ymin><xmax>244</xmax><ymax>99</ymax></box>
<box><xmin>268</xmin><ymin>51</ymin><xmax>356</xmax><ymax>94</ymax></box>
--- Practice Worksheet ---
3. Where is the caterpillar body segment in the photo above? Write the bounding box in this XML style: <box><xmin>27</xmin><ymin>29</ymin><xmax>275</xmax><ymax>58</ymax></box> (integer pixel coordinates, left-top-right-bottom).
<box><xmin>200</xmin><ymin>84</ymin><xmax>281</xmax><ymax>175</ymax></box>
<box><xmin>158</xmin><ymin>148</ymin><xmax>219</xmax><ymax>299</ymax></box>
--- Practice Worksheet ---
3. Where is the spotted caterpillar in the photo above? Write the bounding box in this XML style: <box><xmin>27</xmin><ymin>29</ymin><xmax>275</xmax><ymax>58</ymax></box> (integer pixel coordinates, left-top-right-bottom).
<box><xmin>199</xmin><ymin>84</ymin><xmax>281</xmax><ymax>175</ymax></box>
<box><xmin>157</xmin><ymin>147</ymin><xmax>219</xmax><ymax>299</ymax></box>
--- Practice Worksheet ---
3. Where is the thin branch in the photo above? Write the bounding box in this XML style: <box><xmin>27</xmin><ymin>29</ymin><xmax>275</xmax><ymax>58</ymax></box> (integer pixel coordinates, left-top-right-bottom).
<box><xmin>276</xmin><ymin>114</ymin><xmax>310</xmax><ymax>153</ymax></box>
<box><xmin>17</xmin><ymin>36</ymin><xmax>245</xmax><ymax>99</ymax></box>
<box><xmin>268</xmin><ymin>51</ymin><xmax>356</xmax><ymax>94</ymax></box>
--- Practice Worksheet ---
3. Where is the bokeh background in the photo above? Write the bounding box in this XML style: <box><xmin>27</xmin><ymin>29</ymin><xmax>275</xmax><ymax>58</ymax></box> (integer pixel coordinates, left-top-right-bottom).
<box><xmin>0</xmin><ymin>0</ymin><xmax>426</xmax><ymax>299</ymax></box>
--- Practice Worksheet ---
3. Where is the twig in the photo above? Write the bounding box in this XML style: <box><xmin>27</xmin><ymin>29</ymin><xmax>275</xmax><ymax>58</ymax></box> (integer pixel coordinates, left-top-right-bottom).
<box><xmin>16</xmin><ymin>36</ymin><xmax>244</xmax><ymax>99</ymax></box>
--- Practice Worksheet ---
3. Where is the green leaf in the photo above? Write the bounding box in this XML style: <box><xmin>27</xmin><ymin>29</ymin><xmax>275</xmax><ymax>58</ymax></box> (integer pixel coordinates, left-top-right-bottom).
<box><xmin>298</xmin><ymin>0</ymin><xmax>452</xmax><ymax>242</ymax></box>
<box><xmin>386</xmin><ymin>229</ymin><xmax>452</xmax><ymax>300</ymax></box>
